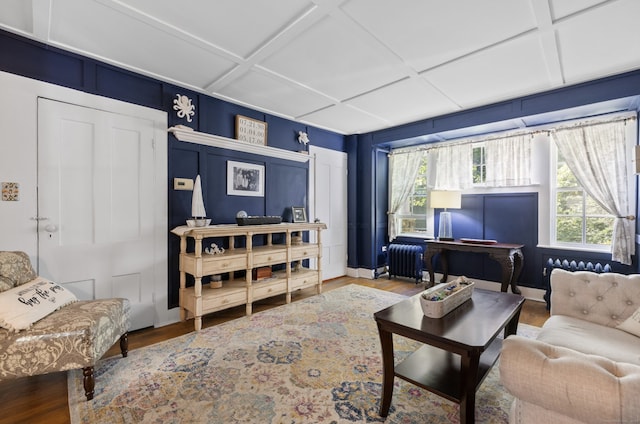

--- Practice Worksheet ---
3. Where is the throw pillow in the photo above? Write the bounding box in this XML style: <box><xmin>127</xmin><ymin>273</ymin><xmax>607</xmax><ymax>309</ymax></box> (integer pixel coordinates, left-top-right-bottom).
<box><xmin>617</xmin><ymin>307</ymin><xmax>640</xmax><ymax>337</ymax></box>
<box><xmin>0</xmin><ymin>251</ymin><xmax>37</xmax><ymax>293</ymax></box>
<box><xmin>0</xmin><ymin>276</ymin><xmax>78</xmax><ymax>332</ymax></box>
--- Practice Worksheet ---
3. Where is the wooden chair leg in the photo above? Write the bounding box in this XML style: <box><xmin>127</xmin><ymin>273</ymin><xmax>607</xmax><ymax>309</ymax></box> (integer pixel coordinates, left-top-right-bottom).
<box><xmin>81</xmin><ymin>334</ymin><xmax>128</xmax><ymax>401</ymax></box>
<box><xmin>120</xmin><ymin>332</ymin><xmax>129</xmax><ymax>357</ymax></box>
<box><xmin>82</xmin><ymin>366</ymin><xmax>95</xmax><ymax>400</ymax></box>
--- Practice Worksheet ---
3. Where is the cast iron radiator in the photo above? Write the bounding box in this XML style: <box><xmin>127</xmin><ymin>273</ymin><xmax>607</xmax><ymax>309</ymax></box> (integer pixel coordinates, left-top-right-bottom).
<box><xmin>387</xmin><ymin>244</ymin><xmax>424</xmax><ymax>283</ymax></box>
<box><xmin>544</xmin><ymin>258</ymin><xmax>612</xmax><ymax>309</ymax></box>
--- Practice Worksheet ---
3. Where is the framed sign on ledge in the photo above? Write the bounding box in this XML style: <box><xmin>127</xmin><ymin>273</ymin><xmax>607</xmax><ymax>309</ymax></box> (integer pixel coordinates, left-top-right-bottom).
<box><xmin>235</xmin><ymin>115</ymin><xmax>267</xmax><ymax>146</ymax></box>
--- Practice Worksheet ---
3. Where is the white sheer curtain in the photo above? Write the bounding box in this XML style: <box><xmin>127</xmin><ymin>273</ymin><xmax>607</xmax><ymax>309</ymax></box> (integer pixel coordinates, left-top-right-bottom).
<box><xmin>426</xmin><ymin>143</ymin><xmax>472</xmax><ymax>189</ymax></box>
<box><xmin>388</xmin><ymin>151</ymin><xmax>424</xmax><ymax>240</ymax></box>
<box><xmin>553</xmin><ymin>120</ymin><xmax>635</xmax><ymax>265</ymax></box>
<box><xmin>485</xmin><ymin>134</ymin><xmax>531</xmax><ymax>186</ymax></box>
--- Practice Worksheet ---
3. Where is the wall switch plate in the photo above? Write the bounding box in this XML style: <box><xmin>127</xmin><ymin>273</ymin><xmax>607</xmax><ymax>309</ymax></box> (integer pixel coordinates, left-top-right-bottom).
<box><xmin>174</xmin><ymin>178</ymin><xmax>194</xmax><ymax>191</ymax></box>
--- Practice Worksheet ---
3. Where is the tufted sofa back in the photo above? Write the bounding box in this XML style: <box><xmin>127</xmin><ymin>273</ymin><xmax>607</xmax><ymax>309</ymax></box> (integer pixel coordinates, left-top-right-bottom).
<box><xmin>550</xmin><ymin>268</ymin><xmax>640</xmax><ymax>328</ymax></box>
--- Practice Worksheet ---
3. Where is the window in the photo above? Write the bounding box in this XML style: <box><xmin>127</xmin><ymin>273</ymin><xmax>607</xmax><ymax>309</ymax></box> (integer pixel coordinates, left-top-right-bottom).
<box><xmin>472</xmin><ymin>143</ymin><xmax>486</xmax><ymax>184</ymax></box>
<box><xmin>554</xmin><ymin>152</ymin><xmax>614</xmax><ymax>248</ymax></box>
<box><xmin>396</xmin><ymin>156</ymin><xmax>430</xmax><ymax>234</ymax></box>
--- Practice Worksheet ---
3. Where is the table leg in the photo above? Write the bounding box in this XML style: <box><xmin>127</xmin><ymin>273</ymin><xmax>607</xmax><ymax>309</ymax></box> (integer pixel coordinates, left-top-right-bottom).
<box><xmin>424</xmin><ymin>249</ymin><xmax>437</xmax><ymax>286</ymax></box>
<box><xmin>504</xmin><ymin>307</ymin><xmax>522</xmax><ymax>338</ymax></box>
<box><xmin>510</xmin><ymin>249</ymin><xmax>524</xmax><ymax>295</ymax></box>
<box><xmin>459</xmin><ymin>350</ymin><xmax>481</xmax><ymax>424</ymax></box>
<box><xmin>439</xmin><ymin>249</ymin><xmax>449</xmax><ymax>283</ymax></box>
<box><xmin>377</xmin><ymin>324</ymin><xmax>395</xmax><ymax>417</ymax></box>
<box><xmin>489</xmin><ymin>251</ymin><xmax>517</xmax><ymax>294</ymax></box>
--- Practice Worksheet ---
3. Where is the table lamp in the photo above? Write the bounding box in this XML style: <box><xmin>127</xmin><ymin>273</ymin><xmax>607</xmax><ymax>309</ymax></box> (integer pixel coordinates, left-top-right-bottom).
<box><xmin>430</xmin><ymin>190</ymin><xmax>461</xmax><ymax>241</ymax></box>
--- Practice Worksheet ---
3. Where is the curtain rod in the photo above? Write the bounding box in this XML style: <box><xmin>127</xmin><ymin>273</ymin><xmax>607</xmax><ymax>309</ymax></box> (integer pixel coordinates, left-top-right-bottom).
<box><xmin>390</xmin><ymin>111</ymin><xmax>637</xmax><ymax>155</ymax></box>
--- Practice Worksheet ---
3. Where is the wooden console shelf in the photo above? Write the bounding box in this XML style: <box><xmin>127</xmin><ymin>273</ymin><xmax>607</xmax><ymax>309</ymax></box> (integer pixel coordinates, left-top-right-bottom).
<box><xmin>172</xmin><ymin>222</ymin><xmax>326</xmax><ymax>331</ymax></box>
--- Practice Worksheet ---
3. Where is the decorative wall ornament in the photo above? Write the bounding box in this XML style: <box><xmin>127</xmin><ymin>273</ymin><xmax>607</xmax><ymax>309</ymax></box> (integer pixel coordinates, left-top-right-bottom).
<box><xmin>173</xmin><ymin>94</ymin><xmax>195</xmax><ymax>122</ymax></box>
<box><xmin>1</xmin><ymin>182</ymin><xmax>19</xmax><ymax>201</ymax></box>
<box><xmin>298</xmin><ymin>131</ymin><xmax>310</xmax><ymax>145</ymax></box>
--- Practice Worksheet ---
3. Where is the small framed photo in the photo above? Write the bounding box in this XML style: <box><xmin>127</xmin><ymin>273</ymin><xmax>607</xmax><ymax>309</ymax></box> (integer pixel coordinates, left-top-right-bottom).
<box><xmin>291</xmin><ymin>206</ymin><xmax>307</xmax><ymax>223</ymax></box>
<box><xmin>227</xmin><ymin>161</ymin><xmax>265</xmax><ymax>197</ymax></box>
<box><xmin>235</xmin><ymin>115</ymin><xmax>267</xmax><ymax>146</ymax></box>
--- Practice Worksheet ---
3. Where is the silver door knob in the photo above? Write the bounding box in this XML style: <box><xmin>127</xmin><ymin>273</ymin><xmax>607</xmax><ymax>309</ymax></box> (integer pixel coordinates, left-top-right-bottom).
<box><xmin>44</xmin><ymin>224</ymin><xmax>58</xmax><ymax>233</ymax></box>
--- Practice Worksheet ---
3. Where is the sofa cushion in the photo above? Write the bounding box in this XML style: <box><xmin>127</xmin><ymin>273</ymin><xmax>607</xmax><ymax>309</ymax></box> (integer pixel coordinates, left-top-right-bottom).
<box><xmin>538</xmin><ymin>314</ymin><xmax>640</xmax><ymax>365</ymax></box>
<box><xmin>0</xmin><ymin>251</ymin><xmax>37</xmax><ymax>293</ymax></box>
<box><xmin>0</xmin><ymin>277</ymin><xmax>78</xmax><ymax>332</ymax></box>
<box><xmin>617</xmin><ymin>306</ymin><xmax>640</xmax><ymax>337</ymax></box>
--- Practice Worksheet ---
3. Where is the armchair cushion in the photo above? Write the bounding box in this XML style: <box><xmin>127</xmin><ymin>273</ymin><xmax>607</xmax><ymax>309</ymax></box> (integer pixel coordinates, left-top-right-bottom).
<box><xmin>617</xmin><ymin>306</ymin><xmax>640</xmax><ymax>337</ymax></box>
<box><xmin>537</xmin><ymin>315</ymin><xmax>640</xmax><ymax>365</ymax></box>
<box><xmin>550</xmin><ymin>268</ymin><xmax>640</xmax><ymax>328</ymax></box>
<box><xmin>500</xmin><ymin>335</ymin><xmax>640</xmax><ymax>424</ymax></box>
<box><xmin>0</xmin><ymin>251</ymin><xmax>37</xmax><ymax>292</ymax></box>
<box><xmin>0</xmin><ymin>297</ymin><xmax>129</xmax><ymax>380</ymax></box>
<box><xmin>0</xmin><ymin>277</ymin><xmax>78</xmax><ymax>332</ymax></box>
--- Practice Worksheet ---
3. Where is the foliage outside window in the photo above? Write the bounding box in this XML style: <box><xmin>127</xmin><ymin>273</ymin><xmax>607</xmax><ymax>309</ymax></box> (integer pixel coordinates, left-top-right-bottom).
<box><xmin>397</xmin><ymin>156</ymin><xmax>428</xmax><ymax>234</ymax></box>
<box><xmin>472</xmin><ymin>144</ymin><xmax>486</xmax><ymax>184</ymax></box>
<box><xmin>555</xmin><ymin>153</ymin><xmax>614</xmax><ymax>247</ymax></box>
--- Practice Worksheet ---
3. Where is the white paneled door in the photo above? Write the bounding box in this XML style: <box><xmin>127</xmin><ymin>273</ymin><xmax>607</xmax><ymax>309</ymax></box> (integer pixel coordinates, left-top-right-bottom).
<box><xmin>309</xmin><ymin>145</ymin><xmax>347</xmax><ymax>280</ymax></box>
<box><xmin>37</xmin><ymin>98</ymin><xmax>156</xmax><ymax>330</ymax></box>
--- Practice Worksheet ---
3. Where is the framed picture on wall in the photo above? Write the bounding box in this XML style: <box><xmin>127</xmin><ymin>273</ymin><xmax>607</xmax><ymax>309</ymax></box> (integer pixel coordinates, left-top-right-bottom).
<box><xmin>235</xmin><ymin>115</ymin><xmax>267</xmax><ymax>145</ymax></box>
<box><xmin>227</xmin><ymin>161</ymin><xmax>265</xmax><ymax>197</ymax></box>
<box><xmin>291</xmin><ymin>206</ymin><xmax>307</xmax><ymax>223</ymax></box>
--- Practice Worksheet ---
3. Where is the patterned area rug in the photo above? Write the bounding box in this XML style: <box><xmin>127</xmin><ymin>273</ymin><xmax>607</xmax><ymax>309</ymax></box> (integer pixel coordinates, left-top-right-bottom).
<box><xmin>68</xmin><ymin>284</ymin><xmax>539</xmax><ymax>423</ymax></box>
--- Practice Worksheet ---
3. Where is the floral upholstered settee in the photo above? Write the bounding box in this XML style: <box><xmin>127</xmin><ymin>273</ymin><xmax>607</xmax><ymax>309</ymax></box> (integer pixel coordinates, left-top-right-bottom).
<box><xmin>500</xmin><ymin>268</ymin><xmax>640</xmax><ymax>424</ymax></box>
<box><xmin>0</xmin><ymin>251</ymin><xmax>130</xmax><ymax>400</ymax></box>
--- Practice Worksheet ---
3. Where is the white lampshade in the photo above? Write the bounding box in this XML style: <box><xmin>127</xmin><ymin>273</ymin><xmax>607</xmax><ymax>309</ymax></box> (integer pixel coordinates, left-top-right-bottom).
<box><xmin>430</xmin><ymin>190</ymin><xmax>462</xmax><ymax>209</ymax></box>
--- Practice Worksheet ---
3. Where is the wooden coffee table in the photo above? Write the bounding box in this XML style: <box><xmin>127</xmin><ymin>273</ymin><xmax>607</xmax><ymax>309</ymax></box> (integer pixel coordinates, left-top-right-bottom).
<box><xmin>374</xmin><ymin>288</ymin><xmax>524</xmax><ymax>424</ymax></box>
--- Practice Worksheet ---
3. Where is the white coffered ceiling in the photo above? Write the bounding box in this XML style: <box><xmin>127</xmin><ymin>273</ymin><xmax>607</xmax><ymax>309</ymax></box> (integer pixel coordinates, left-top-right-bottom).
<box><xmin>1</xmin><ymin>0</ymin><xmax>639</xmax><ymax>135</ymax></box>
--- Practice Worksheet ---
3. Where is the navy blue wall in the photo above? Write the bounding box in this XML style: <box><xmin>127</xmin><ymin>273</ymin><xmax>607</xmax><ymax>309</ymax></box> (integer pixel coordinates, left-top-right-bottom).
<box><xmin>0</xmin><ymin>29</ymin><xmax>346</xmax><ymax>308</ymax></box>
<box><xmin>353</xmin><ymin>71</ymin><xmax>640</xmax><ymax>289</ymax></box>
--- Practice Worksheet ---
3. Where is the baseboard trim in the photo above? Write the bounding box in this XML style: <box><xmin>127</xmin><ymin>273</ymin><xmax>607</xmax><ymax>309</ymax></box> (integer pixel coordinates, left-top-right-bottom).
<box><xmin>347</xmin><ymin>268</ymin><xmax>545</xmax><ymax>303</ymax></box>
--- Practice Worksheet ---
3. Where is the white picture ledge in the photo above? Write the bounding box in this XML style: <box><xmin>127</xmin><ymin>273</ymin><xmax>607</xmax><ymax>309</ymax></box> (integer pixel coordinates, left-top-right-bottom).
<box><xmin>168</xmin><ymin>126</ymin><xmax>310</xmax><ymax>163</ymax></box>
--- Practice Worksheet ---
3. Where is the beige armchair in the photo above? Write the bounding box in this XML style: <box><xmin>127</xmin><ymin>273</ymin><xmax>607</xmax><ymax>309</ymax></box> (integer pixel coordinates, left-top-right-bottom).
<box><xmin>0</xmin><ymin>251</ymin><xmax>130</xmax><ymax>400</ymax></box>
<box><xmin>500</xmin><ymin>269</ymin><xmax>640</xmax><ymax>423</ymax></box>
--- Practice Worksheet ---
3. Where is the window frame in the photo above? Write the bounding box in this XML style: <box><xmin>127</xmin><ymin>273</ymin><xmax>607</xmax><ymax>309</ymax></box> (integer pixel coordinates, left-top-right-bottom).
<box><xmin>551</xmin><ymin>163</ymin><xmax>614</xmax><ymax>251</ymax></box>
<box><xmin>395</xmin><ymin>155</ymin><xmax>434</xmax><ymax>237</ymax></box>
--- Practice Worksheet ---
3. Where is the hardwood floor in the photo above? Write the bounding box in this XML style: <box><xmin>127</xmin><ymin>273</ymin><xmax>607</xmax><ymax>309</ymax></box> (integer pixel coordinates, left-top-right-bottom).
<box><xmin>0</xmin><ymin>277</ymin><xmax>549</xmax><ymax>424</ymax></box>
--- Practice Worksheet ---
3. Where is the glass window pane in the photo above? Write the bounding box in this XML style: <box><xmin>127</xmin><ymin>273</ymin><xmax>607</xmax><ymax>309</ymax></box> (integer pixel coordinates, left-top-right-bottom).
<box><xmin>410</xmin><ymin>195</ymin><xmax>427</xmax><ymax>215</ymax></box>
<box><xmin>557</xmin><ymin>191</ymin><xmax>583</xmax><ymax>215</ymax></box>
<box><xmin>556</xmin><ymin>216</ymin><xmax>583</xmax><ymax>243</ymax></box>
<box><xmin>400</xmin><ymin>217</ymin><xmax>426</xmax><ymax>233</ymax></box>
<box><xmin>472</xmin><ymin>147</ymin><xmax>482</xmax><ymax>165</ymax></box>
<box><xmin>586</xmin><ymin>217</ymin><xmax>613</xmax><ymax>245</ymax></box>
<box><xmin>472</xmin><ymin>165</ymin><xmax>482</xmax><ymax>183</ymax></box>
<box><xmin>556</xmin><ymin>161</ymin><xmax>579</xmax><ymax>188</ymax></box>
<box><xmin>585</xmin><ymin>196</ymin><xmax>608</xmax><ymax>215</ymax></box>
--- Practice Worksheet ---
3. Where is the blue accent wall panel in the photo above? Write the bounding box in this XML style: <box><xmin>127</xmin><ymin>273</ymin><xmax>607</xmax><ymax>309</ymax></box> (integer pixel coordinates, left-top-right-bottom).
<box><xmin>436</xmin><ymin>193</ymin><xmax>539</xmax><ymax>289</ymax></box>
<box><xmin>96</xmin><ymin>65</ymin><xmax>163</xmax><ymax>110</ymax></box>
<box><xmin>0</xmin><ymin>32</ymin><xmax>84</xmax><ymax>90</ymax></box>
<box><xmin>375</xmin><ymin>148</ymin><xmax>389</xmax><ymax>267</ymax></box>
<box><xmin>308</xmin><ymin>126</ymin><xmax>347</xmax><ymax>152</ymax></box>
<box><xmin>346</xmin><ymin>135</ymin><xmax>359</xmax><ymax>269</ymax></box>
<box><xmin>269</xmin><ymin>163</ymin><xmax>307</xmax><ymax>215</ymax></box>
<box><xmin>265</xmin><ymin>115</ymin><xmax>306</xmax><ymax>151</ymax></box>
<box><xmin>356</xmin><ymin>135</ymin><xmax>375</xmax><ymax>269</ymax></box>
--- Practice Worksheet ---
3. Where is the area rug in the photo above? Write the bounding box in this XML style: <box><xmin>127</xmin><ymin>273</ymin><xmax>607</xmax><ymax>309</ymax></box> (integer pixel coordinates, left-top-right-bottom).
<box><xmin>68</xmin><ymin>284</ymin><xmax>539</xmax><ymax>423</ymax></box>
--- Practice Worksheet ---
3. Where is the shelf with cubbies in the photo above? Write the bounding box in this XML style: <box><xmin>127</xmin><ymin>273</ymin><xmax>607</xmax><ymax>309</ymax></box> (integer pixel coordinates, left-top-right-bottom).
<box><xmin>173</xmin><ymin>222</ymin><xmax>326</xmax><ymax>331</ymax></box>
